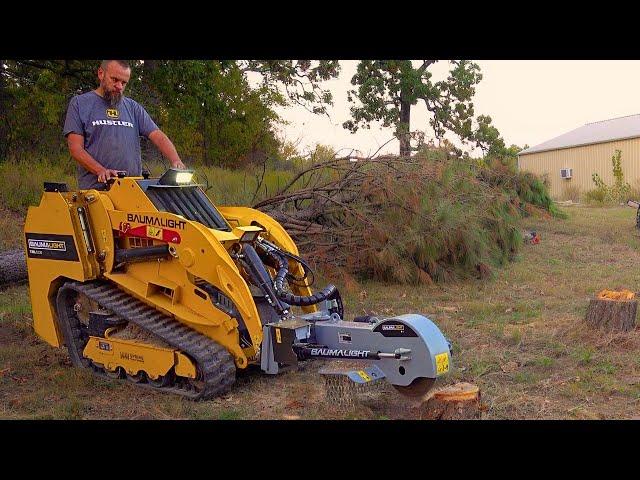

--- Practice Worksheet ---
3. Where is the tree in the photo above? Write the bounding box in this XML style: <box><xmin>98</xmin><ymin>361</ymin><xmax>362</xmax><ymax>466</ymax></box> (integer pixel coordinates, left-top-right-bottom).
<box><xmin>240</xmin><ymin>60</ymin><xmax>340</xmax><ymax>115</ymax></box>
<box><xmin>472</xmin><ymin>115</ymin><xmax>523</xmax><ymax>169</ymax></box>
<box><xmin>472</xmin><ymin>114</ymin><xmax>504</xmax><ymax>156</ymax></box>
<box><xmin>1</xmin><ymin>60</ymin><xmax>340</xmax><ymax>168</ymax></box>
<box><xmin>133</xmin><ymin>60</ymin><xmax>338</xmax><ymax>167</ymax></box>
<box><xmin>0</xmin><ymin>61</ymin><xmax>11</xmax><ymax>159</ymax></box>
<box><xmin>343</xmin><ymin>60</ymin><xmax>482</xmax><ymax>156</ymax></box>
<box><xmin>0</xmin><ymin>60</ymin><xmax>99</xmax><ymax>160</ymax></box>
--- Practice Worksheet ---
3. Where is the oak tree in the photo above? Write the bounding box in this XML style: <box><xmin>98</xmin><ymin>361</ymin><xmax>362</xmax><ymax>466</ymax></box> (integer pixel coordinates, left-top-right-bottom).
<box><xmin>343</xmin><ymin>60</ymin><xmax>482</xmax><ymax>156</ymax></box>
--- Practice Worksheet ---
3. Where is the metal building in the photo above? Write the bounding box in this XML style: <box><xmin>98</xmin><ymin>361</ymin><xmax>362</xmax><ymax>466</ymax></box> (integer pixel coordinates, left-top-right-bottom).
<box><xmin>517</xmin><ymin>114</ymin><xmax>640</xmax><ymax>199</ymax></box>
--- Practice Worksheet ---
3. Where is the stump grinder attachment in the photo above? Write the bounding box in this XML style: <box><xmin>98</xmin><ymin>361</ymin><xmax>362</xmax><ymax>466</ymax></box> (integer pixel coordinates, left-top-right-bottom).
<box><xmin>23</xmin><ymin>169</ymin><xmax>452</xmax><ymax>400</ymax></box>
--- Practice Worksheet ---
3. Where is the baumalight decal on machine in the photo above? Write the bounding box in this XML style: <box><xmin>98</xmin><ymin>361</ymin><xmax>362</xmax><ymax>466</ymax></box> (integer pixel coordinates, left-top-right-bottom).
<box><xmin>373</xmin><ymin>321</ymin><xmax>418</xmax><ymax>337</ymax></box>
<box><xmin>309</xmin><ymin>348</ymin><xmax>371</xmax><ymax>358</ymax></box>
<box><xmin>126</xmin><ymin>213</ymin><xmax>186</xmax><ymax>230</ymax></box>
<box><xmin>25</xmin><ymin>233</ymin><xmax>79</xmax><ymax>261</ymax></box>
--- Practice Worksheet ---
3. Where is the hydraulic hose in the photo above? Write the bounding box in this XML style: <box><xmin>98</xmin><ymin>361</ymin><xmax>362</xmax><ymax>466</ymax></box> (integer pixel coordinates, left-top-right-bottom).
<box><xmin>239</xmin><ymin>244</ymin><xmax>290</xmax><ymax>315</ymax></box>
<box><xmin>257</xmin><ymin>243</ymin><xmax>338</xmax><ymax>307</ymax></box>
<box><xmin>260</xmin><ymin>238</ymin><xmax>314</xmax><ymax>286</ymax></box>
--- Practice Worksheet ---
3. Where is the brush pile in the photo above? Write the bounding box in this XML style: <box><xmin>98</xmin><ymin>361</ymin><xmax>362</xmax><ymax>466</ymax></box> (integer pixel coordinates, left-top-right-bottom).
<box><xmin>477</xmin><ymin>161</ymin><xmax>566</xmax><ymax>219</ymax></box>
<box><xmin>254</xmin><ymin>147</ymin><xmax>544</xmax><ymax>284</ymax></box>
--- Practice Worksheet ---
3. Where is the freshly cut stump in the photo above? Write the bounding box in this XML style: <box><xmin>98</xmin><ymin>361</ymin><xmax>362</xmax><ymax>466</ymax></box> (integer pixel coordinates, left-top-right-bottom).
<box><xmin>420</xmin><ymin>382</ymin><xmax>481</xmax><ymax>420</ymax></box>
<box><xmin>585</xmin><ymin>290</ymin><xmax>637</xmax><ymax>332</ymax></box>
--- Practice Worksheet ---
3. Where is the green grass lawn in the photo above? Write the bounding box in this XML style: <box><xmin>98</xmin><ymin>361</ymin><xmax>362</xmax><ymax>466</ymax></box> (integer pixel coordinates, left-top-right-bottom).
<box><xmin>2</xmin><ymin>205</ymin><xmax>640</xmax><ymax>419</ymax></box>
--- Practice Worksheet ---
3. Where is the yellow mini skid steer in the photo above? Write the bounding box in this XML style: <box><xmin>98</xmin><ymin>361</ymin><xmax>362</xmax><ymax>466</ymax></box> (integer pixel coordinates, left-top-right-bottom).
<box><xmin>24</xmin><ymin>169</ymin><xmax>452</xmax><ymax>400</ymax></box>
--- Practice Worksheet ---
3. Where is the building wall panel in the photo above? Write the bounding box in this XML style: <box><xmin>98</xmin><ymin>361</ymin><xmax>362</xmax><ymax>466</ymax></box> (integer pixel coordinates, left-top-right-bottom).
<box><xmin>517</xmin><ymin>138</ymin><xmax>640</xmax><ymax>198</ymax></box>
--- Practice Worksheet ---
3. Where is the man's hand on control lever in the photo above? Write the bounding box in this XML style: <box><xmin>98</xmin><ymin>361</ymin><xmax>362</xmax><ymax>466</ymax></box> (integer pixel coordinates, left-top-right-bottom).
<box><xmin>97</xmin><ymin>167</ymin><xmax>120</xmax><ymax>183</ymax></box>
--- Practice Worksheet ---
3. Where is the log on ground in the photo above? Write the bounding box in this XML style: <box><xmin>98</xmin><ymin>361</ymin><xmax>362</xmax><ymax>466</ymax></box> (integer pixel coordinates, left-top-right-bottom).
<box><xmin>0</xmin><ymin>248</ymin><xmax>27</xmax><ymax>288</ymax></box>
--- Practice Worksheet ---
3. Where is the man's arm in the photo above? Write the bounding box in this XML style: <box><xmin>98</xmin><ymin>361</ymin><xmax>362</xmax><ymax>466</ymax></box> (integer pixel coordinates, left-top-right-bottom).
<box><xmin>67</xmin><ymin>133</ymin><xmax>119</xmax><ymax>183</ymax></box>
<box><xmin>148</xmin><ymin>129</ymin><xmax>186</xmax><ymax>169</ymax></box>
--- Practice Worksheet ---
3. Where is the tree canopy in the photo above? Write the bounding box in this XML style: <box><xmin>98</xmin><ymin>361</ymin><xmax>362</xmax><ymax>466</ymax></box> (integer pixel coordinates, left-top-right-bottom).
<box><xmin>343</xmin><ymin>60</ymin><xmax>483</xmax><ymax>156</ymax></box>
<box><xmin>0</xmin><ymin>60</ymin><xmax>340</xmax><ymax>168</ymax></box>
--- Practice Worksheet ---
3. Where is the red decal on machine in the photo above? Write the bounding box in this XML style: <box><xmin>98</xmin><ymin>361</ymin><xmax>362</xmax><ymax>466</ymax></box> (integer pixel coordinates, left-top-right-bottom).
<box><xmin>162</xmin><ymin>229</ymin><xmax>181</xmax><ymax>244</ymax></box>
<box><xmin>119</xmin><ymin>224</ymin><xmax>181</xmax><ymax>244</ymax></box>
<box><xmin>127</xmin><ymin>225</ymin><xmax>149</xmax><ymax>238</ymax></box>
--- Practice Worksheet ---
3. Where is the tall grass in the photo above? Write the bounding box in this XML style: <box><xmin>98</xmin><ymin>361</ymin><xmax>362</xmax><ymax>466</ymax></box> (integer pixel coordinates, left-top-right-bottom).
<box><xmin>199</xmin><ymin>166</ymin><xmax>296</xmax><ymax>206</ymax></box>
<box><xmin>143</xmin><ymin>159</ymin><xmax>296</xmax><ymax>207</ymax></box>
<box><xmin>561</xmin><ymin>184</ymin><xmax>582</xmax><ymax>202</ymax></box>
<box><xmin>583</xmin><ymin>188</ymin><xmax>609</xmax><ymax>205</ymax></box>
<box><xmin>0</xmin><ymin>156</ymin><xmax>76</xmax><ymax>213</ymax></box>
<box><xmin>0</xmin><ymin>208</ymin><xmax>26</xmax><ymax>249</ymax></box>
<box><xmin>0</xmin><ymin>157</ymin><xmax>296</xmax><ymax>214</ymax></box>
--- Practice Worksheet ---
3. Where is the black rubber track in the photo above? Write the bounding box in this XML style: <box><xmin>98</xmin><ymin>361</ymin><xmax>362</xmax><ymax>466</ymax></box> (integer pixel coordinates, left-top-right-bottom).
<box><xmin>56</xmin><ymin>280</ymin><xmax>236</xmax><ymax>400</ymax></box>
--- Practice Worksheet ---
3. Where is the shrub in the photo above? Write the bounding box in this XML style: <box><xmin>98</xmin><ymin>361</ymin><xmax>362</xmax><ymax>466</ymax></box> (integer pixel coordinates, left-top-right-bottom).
<box><xmin>588</xmin><ymin>149</ymin><xmax>631</xmax><ymax>204</ymax></box>
<box><xmin>584</xmin><ymin>187</ymin><xmax>608</xmax><ymax>205</ymax></box>
<box><xmin>561</xmin><ymin>184</ymin><xmax>582</xmax><ymax>202</ymax></box>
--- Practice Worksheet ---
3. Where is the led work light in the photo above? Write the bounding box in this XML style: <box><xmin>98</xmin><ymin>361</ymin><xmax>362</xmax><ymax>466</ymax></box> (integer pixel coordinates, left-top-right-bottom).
<box><xmin>158</xmin><ymin>168</ymin><xmax>195</xmax><ymax>185</ymax></box>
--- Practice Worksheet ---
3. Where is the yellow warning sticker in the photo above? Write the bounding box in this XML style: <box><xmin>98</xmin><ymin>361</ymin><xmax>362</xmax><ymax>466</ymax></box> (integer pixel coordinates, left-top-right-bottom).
<box><xmin>356</xmin><ymin>370</ymin><xmax>372</xmax><ymax>382</ymax></box>
<box><xmin>275</xmin><ymin>328</ymin><xmax>282</xmax><ymax>344</ymax></box>
<box><xmin>435</xmin><ymin>352</ymin><xmax>449</xmax><ymax>376</ymax></box>
<box><xmin>146</xmin><ymin>226</ymin><xmax>162</xmax><ymax>239</ymax></box>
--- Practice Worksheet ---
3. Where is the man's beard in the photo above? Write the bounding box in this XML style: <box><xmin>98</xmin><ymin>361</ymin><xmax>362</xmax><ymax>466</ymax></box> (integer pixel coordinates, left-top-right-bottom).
<box><xmin>103</xmin><ymin>86</ymin><xmax>122</xmax><ymax>107</ymax></box>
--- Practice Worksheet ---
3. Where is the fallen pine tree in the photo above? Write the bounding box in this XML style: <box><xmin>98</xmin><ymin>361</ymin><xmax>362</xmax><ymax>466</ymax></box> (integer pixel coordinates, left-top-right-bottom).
<box><xmin>253</xmin><ymin>146</ymin><xmax>548</xmax><ymax>284</ymax></box>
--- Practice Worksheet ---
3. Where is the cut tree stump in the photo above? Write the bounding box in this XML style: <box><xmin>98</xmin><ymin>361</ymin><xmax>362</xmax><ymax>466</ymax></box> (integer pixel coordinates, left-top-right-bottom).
<box><xmin>420</xmin><ymin>382</ymin><xmax>481</xmax><ymax>420</ymax></box>
<box><xmin>585</xmin><ymin>291</ymin><xmax>637</xmax><ymax>332</ymax></box>
<box><xmin>0</xmin><ymin>248</ymin><xmax>27</xmax><ymax>289</ymax></box>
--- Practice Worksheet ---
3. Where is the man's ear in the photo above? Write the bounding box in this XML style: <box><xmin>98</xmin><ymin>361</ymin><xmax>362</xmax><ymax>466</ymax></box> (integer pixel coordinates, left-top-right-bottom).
<box><xmin>97</xmin><ymin>67</ymin><xmax>104</xmax><ymax>81</ymax></box>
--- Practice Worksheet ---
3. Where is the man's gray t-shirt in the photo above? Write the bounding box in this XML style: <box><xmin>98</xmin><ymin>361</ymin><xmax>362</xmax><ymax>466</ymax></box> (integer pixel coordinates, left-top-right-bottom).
<box><xmin>63</xmin><ymin>92</ymin><xmax>158</xmax><ymax>189</ymax></box>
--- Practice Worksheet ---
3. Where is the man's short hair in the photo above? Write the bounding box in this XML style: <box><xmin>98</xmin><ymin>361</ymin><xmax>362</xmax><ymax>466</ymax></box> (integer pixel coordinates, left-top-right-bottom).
<box><xmin>100</xmin><ymin>60</ymin><xmax>131</xmax><ymax>70</ymax></box>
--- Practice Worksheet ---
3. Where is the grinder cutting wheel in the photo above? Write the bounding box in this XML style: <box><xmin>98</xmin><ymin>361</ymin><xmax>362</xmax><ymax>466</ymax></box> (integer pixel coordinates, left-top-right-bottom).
<box><xmin>23</xmin><ymin>168</ymin><xmax>452</xmax><ymax>400</ymax></box>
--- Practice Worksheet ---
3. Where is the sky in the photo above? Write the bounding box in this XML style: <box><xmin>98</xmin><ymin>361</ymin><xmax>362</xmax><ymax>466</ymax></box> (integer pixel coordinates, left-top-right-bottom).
<box><xmin>272</xmin><ymin>60</ymin><xmax>640</xmax><ymax>157</ymax></box>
